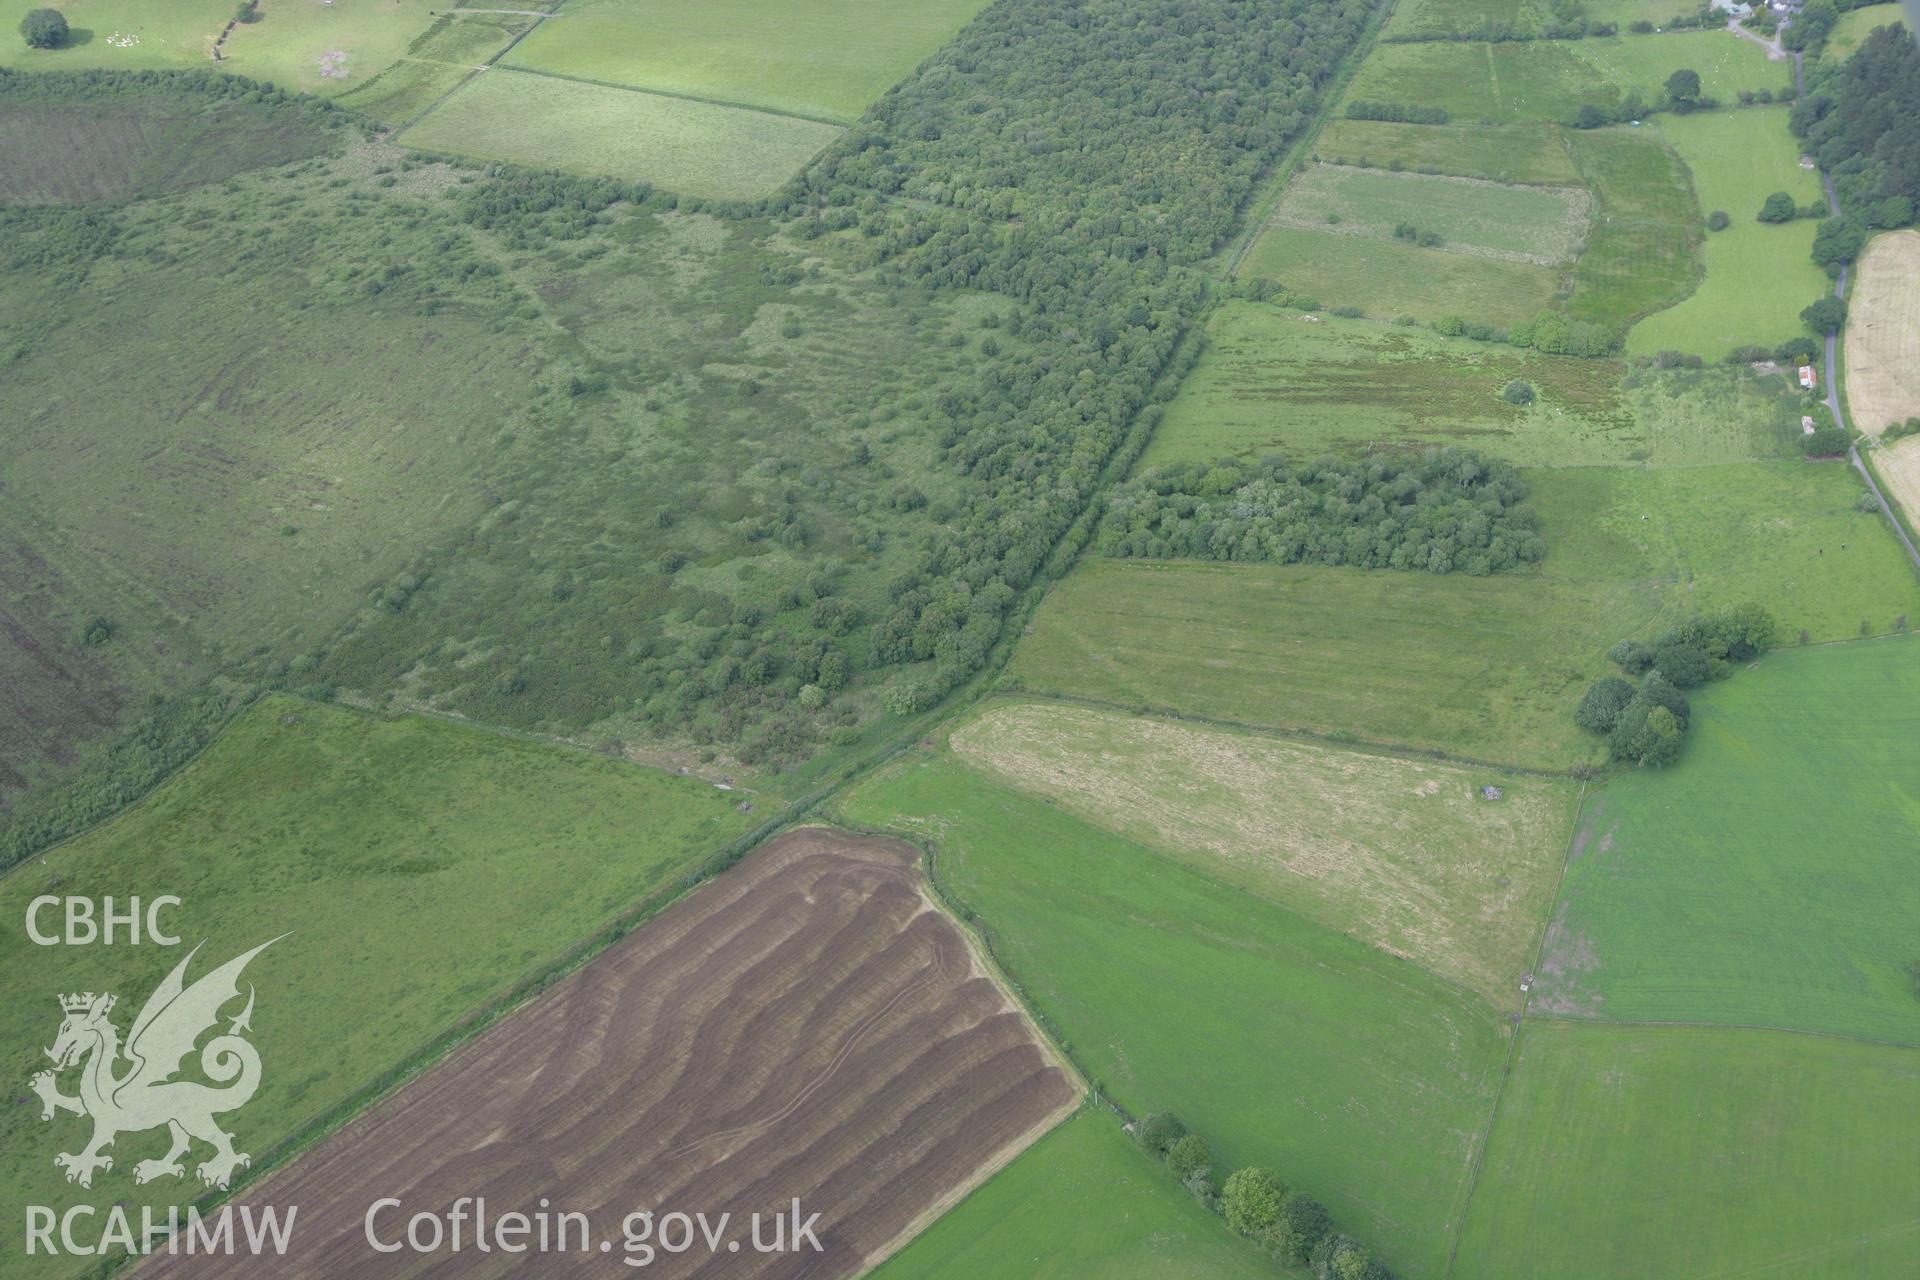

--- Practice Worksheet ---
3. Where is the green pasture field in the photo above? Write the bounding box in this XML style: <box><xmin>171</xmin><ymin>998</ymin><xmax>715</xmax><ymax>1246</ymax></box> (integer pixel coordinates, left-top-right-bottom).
<box><xmin>0</xmin><ymin>80</ymin><xmax>341</xmax><ymax>204</ymax></box>
<box><xmin>1382</xmin><ymin>0</ymin><xmax>1549</xmax><ymax>39</ymax></box>
<box><xmin>1571</xmin><ymin>30</ymin><xmax>1793</xmax><ymax>105</ymax></box>
<box><xmin>1527</xmin><ymin>462</ymin><xmax>1920</xmax><ymax>638</ymax></box>
<box><xmin>0</xmin><ymin>697</ymin><xmax>755</xmax><ymax>1275</ymax></box>
<box><xmin>399</xmin><ymin>69</ymin><xmax>843</xmax><ymax>196</ymax></box>
<box><xmin>1009</xmin><ymin>461</ymin><xmax>1914</xmax><ymax>768</ymax></box>
<box><xmin>500</xmin><ymin>0</ymin><xmax>990</xmax><ymax>123</ymax></box>
<box><xmin>1139</xmin><ymin>303</ymin><xmax>1802</xmax><ymax>470</ymax></box>
<box><xmin>840</xmin><ymin>753</ymin><xmax>1509</xmax><ymax>1280</ymax></box>
<box><xmin>872</xmin><ymin>1110</ymin><xmax>1278</xmax><ymax>1280</ymax></box>
<box><xmin>0</xmin><ymin>0</ymin><xmax>236</xmax><ymax>74</ymax></box>
<box><xmin>947</xmin><ymin>700</ymin><xmax>1579</xmax><ymax>1003</ymax></box>
<box><xmin>1627</xmin><ymin>108</ymin><xmax>1834</xmax><ymax>356</ymax></box>
<box><xmin>1314</xmin><ymin>120</ymin><xmax>1581</xmax><ymax>186</ymax></box>
<box><xmin>0</xmin><ymin>0</ymin><xmax>446</xmax><ymax>98</ymax></box>
<box><xmin>1578</xmin><ymin>0</ymin><xmax>1698</xmax><ymax>27</ymax></box>
<box><xmin>1005</xmin><ymin>557</ymin><xmax>1649</xmax><ymax>770</ymax></box>
<box><xmin>214</xmin><ymin>0</ymin><xmax>441</xmax><ymax>98</ymax></box>
<box><xmin>1826</xmin><ymin>2</ymin><xmax>1906</xmax><ymax>57</ymax></box>
<box><xmin>1239</xmin><ymin>226</ymin><xmax>1562</xmax><ymax>328</ymax></box>
<box><xmin>1531</xmin><ymin>635</ymin><xmax>1920</xmax><ymax>1044</ymax></box>
<box><xmin>1561</xmin><ymin>125</ymin><xmax>1700</xmax><ymax>332</ymax></box>
<box><xmin>1342</xmin><ymin>41</ymin><xmax>1618</xmax><ymax>125</ymax></box>
<box><xmin>1270</xmin><ymin>163</ymin><xmax>1591</xmax><ymax>265</ymax></box>
<box><xmin>1455</xmin><ymin>1022</ymin><xmax>1920</xmax><ymax>1278</ymax></box>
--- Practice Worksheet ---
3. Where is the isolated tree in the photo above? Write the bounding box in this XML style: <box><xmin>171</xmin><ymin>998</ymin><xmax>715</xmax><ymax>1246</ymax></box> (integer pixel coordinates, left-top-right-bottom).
<box><xmin>1758</xmin><ymin>191</ymin><xmax>1798</xmax><ymax>222</ymax></box>
<box><xmin>18</xmin><ymin>7</ymin><xmax>66</xmax><ymax>47</ymax></box>
<box><xmin>1801</xmin><ymin>295</ymin><xmax>1847</xmax><ymax>335</ymax></box>
<box><xmin>1572</xmin><ymin>103</ymin><xmax>1609</xmax><ymax>129</ymax></box>
<box><xmin>1575</xmin><ymin>676</ymin><xmax>1636</xmax><ymax>733</ymax></box>
<box><xmin>1664</xmin><ymin>68</ymin><xmax>1701</xmax><ymax>105</ymax></box>
<box><xmin>1221</xmin><ymin>1167</ymin><xmax>1287</xmax><ymax>1238</ymax></box>
<box><xmin>1706</xmin><ymin>209</ymin><xmax>1731</xmax><ymax>231</ymax></box>
<box><xmin>1500</xmin><ymin>379</ymin><xmax>1535</xmax><ymax>406</ymax></box>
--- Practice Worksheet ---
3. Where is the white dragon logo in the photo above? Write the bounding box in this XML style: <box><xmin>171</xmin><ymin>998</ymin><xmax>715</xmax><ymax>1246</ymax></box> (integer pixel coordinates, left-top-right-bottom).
<box><xmin>30</xmin><ymin>939</ymin><xmax>278</xmax><ymax>1191</ymax></box>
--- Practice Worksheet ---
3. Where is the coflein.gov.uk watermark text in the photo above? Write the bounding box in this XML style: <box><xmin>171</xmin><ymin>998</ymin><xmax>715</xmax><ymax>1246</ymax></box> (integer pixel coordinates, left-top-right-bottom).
<box><xmin>25</xmin><ymin>1198</ymin><xmax>824</xmax><ymax>1268</ymax></box>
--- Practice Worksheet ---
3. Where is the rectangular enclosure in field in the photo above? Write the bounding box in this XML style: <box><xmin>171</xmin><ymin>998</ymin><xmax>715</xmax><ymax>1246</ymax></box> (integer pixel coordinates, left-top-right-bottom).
<box><xmin>1315</xmin><ymin>119</ymin><xmax>1582</xmax><ymax>186</ymax></box>
<box><xmin>401</xmin><ymin>69</ymin><xmax>844</xmax><ymax>198</ymax></box>
<box><xmin>141</xmin><ymin>827</ymin><xmax>1078</xmax><ymax>1279</ymax></box>
<box><xmin>501</xmin><ymin>0</ymin><xmax>991</xmax><ymax>122</ymax></box>
<box><xmin>1270</xmin><ymin>163</ymin><xmax>1592</xmax><ymax>265</ymax></box>
<box><xmin>1240</xmin><ymin>225</ymin><xmax>1562</xmax><ymax>328</ymax></box>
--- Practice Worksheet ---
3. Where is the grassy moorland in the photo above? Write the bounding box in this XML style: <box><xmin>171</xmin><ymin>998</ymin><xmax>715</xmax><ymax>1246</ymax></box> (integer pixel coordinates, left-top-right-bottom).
<box><xmin>0</xmin><ymin>121</ymin><xmax>1035</xmax><ymax>799</ymax></box>
<box><xmin>0</xmin><ymin>74</ymin><xmax>344</xmax><ymax>204</ymax></box>
<box><xmin>400</xmin><ymin>69</ymin><xmax>844</xmax><ymax>197</ymax></box>
<box><xmin>4</xmin><ymin>0</ymin><xmax>1384</xmax><ymax>826</ymax></box>
<box><xmin>0</xmin><ymin>697</ymin><xmax>755</xmax><ymax>1268</ymax></box>
<box><xmin>1532</xmin><ymin>635</ymin><xmax>1920</xmax><ymax>1044</ymax></box>
<box><xmin>1627</xmin><ymin>108</ymin><xmax>1831</xmax><ymax>356</ymax></box>
<box><xmin>500</xmin><ymin>0</ymin><xmax>990</xmax><ymax>122</ymax></box>
<box><xmin>872</xmin><ymin>1110</ymin><xmax>1278</xmax><ymax>1280</ymax></box>
<box><xmin>840</xmin><ymin>752</ymin><xmax>1509</xmax><ymax>1280</ymax></box>
<box><xmin>1456</xmin><ymin>1022</ymin><xmax>1920</xmax><ymax>1279</ymax></box>
<box><xmin>947</xmin><ymin>701</ymin><xmax>1579</xmax><ymax>1003</ymax></box>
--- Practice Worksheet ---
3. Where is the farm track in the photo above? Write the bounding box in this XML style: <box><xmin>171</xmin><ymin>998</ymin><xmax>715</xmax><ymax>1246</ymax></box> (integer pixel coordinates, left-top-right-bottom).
<box><xmin>140</xmin><ymin>829</ymin><xmax>1077</xmax><ymax>1279</ymax></box>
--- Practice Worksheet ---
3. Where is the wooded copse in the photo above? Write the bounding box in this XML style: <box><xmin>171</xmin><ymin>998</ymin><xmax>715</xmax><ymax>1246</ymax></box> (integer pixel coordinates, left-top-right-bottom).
<box><xmin>1098</xmin><ymin>449</ymin><xmax>1544</xmax><ymax>574</ymax></box>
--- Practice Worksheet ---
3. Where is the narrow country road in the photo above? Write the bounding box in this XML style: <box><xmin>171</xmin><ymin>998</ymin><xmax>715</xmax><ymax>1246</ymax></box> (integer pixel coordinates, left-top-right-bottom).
<box><xmin>1793</xmin><ymin>50</ymin><xmax>1920</xmax><ymax>570</ymax></box>
<box><xmin>1728</xmin><ymin>17</ymin><xmax>1786</xmax><ymax>60</ymax></box>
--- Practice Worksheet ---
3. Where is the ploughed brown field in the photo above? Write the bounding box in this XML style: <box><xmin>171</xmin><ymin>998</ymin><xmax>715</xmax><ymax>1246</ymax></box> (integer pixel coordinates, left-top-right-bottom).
<box><xmin>145</xmin><ymin>827</ymin><xmax>1076</xmax><ymax>1278</ymax></box>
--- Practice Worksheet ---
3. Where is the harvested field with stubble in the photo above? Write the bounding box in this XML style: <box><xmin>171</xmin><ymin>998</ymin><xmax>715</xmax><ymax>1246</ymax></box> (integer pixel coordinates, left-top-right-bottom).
<box><xmin>1845</xmin><ymin>230</ymin><xmax>1920</xmax><ymax>436</ymax></box>
<box><xmin>949</xmin><ymin>702</ymin><xmax>1578</xmax><ymax>1004</ymax></box>
<box><xmin>1875</xmin><ymin>437</ymin><xmax>1920</xmax><ymax>535</ymax></box>
<box><xmin>143</xmin><ymin>827</ymin><xmax>1077</xmax><ymax>1280</ymax></box>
